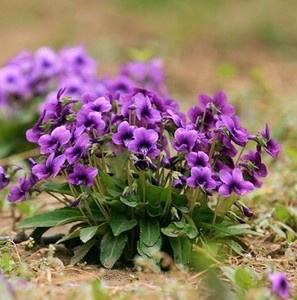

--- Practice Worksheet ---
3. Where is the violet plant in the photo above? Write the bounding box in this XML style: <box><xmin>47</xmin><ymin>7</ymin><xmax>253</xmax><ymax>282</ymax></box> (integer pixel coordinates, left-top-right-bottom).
<box><xmin>2</xmin><ymin>87</ymin><xmax>280</xmax><ymax>268</ymax></box>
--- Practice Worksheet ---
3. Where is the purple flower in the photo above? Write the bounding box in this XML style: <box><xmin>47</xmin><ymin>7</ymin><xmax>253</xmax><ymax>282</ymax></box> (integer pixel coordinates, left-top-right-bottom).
<box><xmin>26</xmin><ymin>110</ymin><xmax>47</xmax><ymax>143</ymax></box>
<box><xmin>241</xmin><ymin>150</ymin><xmax>268</xmax><ymax>178</ymax></box>
<box><xmin>112</xmin><ymin>121</ymin><xmax>135</xmax><ymax>147</ymax></box>
<box><xmin>76</xmin><ymin>109</ymin><xmax>105</xmax><ymax>132</ymax></box>
<box><xmin>164</xmin><ymin>109</ymin><xmax>185</xmax><ymax>127</ymax></box>
<box><xmin>0</xmin><ymin>65</ymin><xmax>29</xmax><ymax>99</ymax></box>
<box><xmin>32</xmin><ymin>153</ymin><xmax>66</xmax><ymax>180</ymax></box>
<box><xmin>219</xmin><ymin>168</ymin><xmax>254</xmax><ymax>197</ymax></box>
<box><xmin>257</xmin><ymin>124</ymin><xmax>281</xmax><ymax>158</ymax></box>
<box><xmin>269</xmin><ymin>272</ymin><xmax>290</xmax><ymax>299</ymax></box>
<box><xmin>59</xmin><ymin>75</ymin><xmax>85</xmax><ymax>98</ymax></box>
<box><xmin>85</xmin><ymin>96</ymin><xmax>112</xmax><ymax>113</ymax></box>
<box><xmin>218</xmin><ymin>115</ymin><xmax>249</xmax><ymax>147</ymax></box>
<box><xmin>217</xmin><ymin>133</ymin><xmax>238</xmax><ymax>158</ymax></box>
<box><xmin>32</xmin><ymin>47</ymin><xmax>61</xmax><ymax>78</ymax></box>
<box><xmin>68</xmin><ymin>164</ymin><xmax>98</xmax><ymax>187</ymax></box>
<box><xmin>134</xmin><ymin>93</ymin><xmax>161</xmax><ymax>123</ymax></box>
<box><xmin>198</xmin><ymin>91</ymin><xmax>235</xmax><ymax>118</ymax></box>
<box><xmin>187</xmin><ymin>167</ymin><xmax>217</xmax><ymax>190</ymax></box>
<box><xmin>185</xmin><ymin>151</ymin><xmax>210</xmax><ymax>168</ymax></box>
<box><xmin>7</xmin><ymin>175</ymin><xmax>34</xmax><ymax>202</ymax></box>
<box><xmin>38</xmin><ymin>125</ymin><xmax>71</xmax><ymax>154</ymax></box>
<box><xmin>59</xmin><ymin>46</ymin><xmax>97</xmax><ymax>78</ymax></box>
<box><xmin>0</xmin><ymin>167</ymin><xmax>10</xmax><ymax>190</ymax></box>
<box><xmin>121</xmin><ymin>58</ymin><xmax>167</xmax><ymax>95</ymax></box>
<box><xmin>65</xmin><ymin>133</ymin><xmax>89</xmax><ymax>164</ymax></box>
<box><xmin>173</xmin><ymin>128</ymin><xmax>198</xmax><ymax>152</ymax></box>
<box><xmin>188</xmin><ymin>106</ymin><xmax>214</xmax><ymax>129</ymax></box>
<box><xmin>128</xmin><ymin>127</ymin><xmax>160</xmax><ymax>158</ymax></box>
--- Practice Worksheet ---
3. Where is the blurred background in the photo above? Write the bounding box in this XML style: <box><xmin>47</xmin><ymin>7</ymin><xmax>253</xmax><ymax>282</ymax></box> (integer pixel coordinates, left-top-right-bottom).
<box><xmin>0</xmin><ymin>0</ymin><xmax>297</xmax><ymax>133</ymax></box>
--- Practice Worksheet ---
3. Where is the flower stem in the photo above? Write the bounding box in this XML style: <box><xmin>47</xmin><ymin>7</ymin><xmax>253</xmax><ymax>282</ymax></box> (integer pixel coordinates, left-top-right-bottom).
<box><xmin>235</xmin><ymin>144</ymin><xmax>247</xmax><ymax>166</ymax></box>
<box><xmin>46</xmin><ymin>191</ymin><xmax>69</xmax><ymax>206</ymax></box>
<box><xmin>163</xmin><ymin>176</ymin><xmax>172</xmax><ymax>216</ymax></box>
<box><xmin>208</xmin><ymin>133</ymin><xmax>218</xmax><ymax>160</ymax></box>
<box><xmin>140</xmin><ymin>171</ymin><xmax>146</xmax><ymax>203</ymax></box>
<box><xmin>212</xmin><ymin>195</ymin><xmax>222</xmax><ymax>226</ymax></box>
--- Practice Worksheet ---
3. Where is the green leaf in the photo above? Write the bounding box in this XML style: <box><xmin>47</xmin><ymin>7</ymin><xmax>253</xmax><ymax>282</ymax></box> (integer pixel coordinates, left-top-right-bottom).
<box><xmin>109</xmin><ymin>214</ymin><xmax>137</xmax><ymax>236</ymax></box>
<box><xmin>80</xmin><ymin>226</ymin><xmax>101</xmax><ymax>243</ymax></box>
<box><xmin>120</xmin><ymin>194</ymin><xmax>138</xmax><ymax>207</ymax></box>
<box><xmin>274</xmin><ymin>204</ymin><xmax>294</xmax><ymax>227</ymax></box>
<box><xmin>139</xmin><ymin>219</ymin><xmax>160</xmax><ymax>247</ymax></box>
<box><xmin>100</xmin><ymin>231</ymin><xmax>128</xmax><ymax>269</ymax></box>
<box><xmin>269</xmin><ymin>223</ymin><xmax>286</xmax><ymax>238</ymax></box>
<box><xmin>98</xmin><ymin>171</ymin><xmax>113</xmax><ymax>188</ymax></box>
<box><xmin>56</xmin><ymin>229</ymin><xmax>81</xmax><ymax>244</ymax></box>
<box><xmin>137</xmin><ymin>235</ymin><xmax>162</xmax><ymax>260</ymax></box>
<box><xmin>161</xmin><ymin>223</ymin><xmax>180</xmax><ymax>237</ymax></box>
<box><xmin>182</xmin><ymin>224</ymin><xmax>198</xmax><ymax>239</ymax></box>
<box><xmin>147</xmin><ymin>204</ymin><xmax>163</xmax><ymax>217</ymax></box>
<box><xmin>18</xmin><ymin>208</ymin><xmax>83</xmax><ymax>228</ymax></box>
<box><xmin>234</xmin><ymin>267</ymin><xmax>253</xmax><ymax>290</ymax></box>
<box><xmin>210</xmin><ymin>223</ymin><xmax>262</xmax><ymax>239</ymax></box>
<box><xmin>40</xmin><ymin>182</ymin><xmax>72</xmax><ymax>195</ymax></box>
<box><xmin>183</xmin><ymin>214</ymin><xmax>198</xmax><ymax>238</ymax></box>
<box><xmin>146</xmin><ymin>185</ymin><xmax>169</xmax><ymax>205</ymax></box>
<box><xmin>169</xmin><ymin>236</ymin><xmax>192</xmax><ymax>265</ymax></box>
<box><xmin>71</xmin><ymin>239</ymin><xmax>97</xmax><ymax>265</ymax></box>
<box><xmin>224</xmin><ymin>239</ymin><xmax>245</xmax><ymax>255</ymax></box>
<box><xmin>162</xmin><ymin>218</ymin><xmax>198</xmax><ymax>239</ymax></box>
<box><xmin>172</xmin><ymin>192</ymin><xmax>187</xmax><ymax>208</ymax></box>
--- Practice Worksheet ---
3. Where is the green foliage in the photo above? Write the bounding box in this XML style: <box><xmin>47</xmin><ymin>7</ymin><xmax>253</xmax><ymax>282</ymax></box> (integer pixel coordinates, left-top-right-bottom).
<box><xmin>100</xmin><ymin>231</ymin><xmax>128</xmax><ymax>269</ymax></box>
<box><xmin>110</xmin><ymin>213</ymin><xmax>137</xmax><ymax>236</ymax></box>
<box><xmin>18</xmin><ymin>208</ymin><xmax>84</xmax><ymax>228</ymax></box>
<box><xmin>71</xmin><ymin>240</ymin><xmax>97</xmax><ymax>265</ymax></box>
<box><xmin>169</xmin><ymin>236</ymin><xmax>191</xmax><ymax>265</ymax></box>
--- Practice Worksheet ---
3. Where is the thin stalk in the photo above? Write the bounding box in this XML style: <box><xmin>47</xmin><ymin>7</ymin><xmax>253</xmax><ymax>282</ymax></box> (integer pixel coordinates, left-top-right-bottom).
<box><xmin>189</xmin><ymin>188</ymin><xmax>202</xmax><ymax>216</ymax></box>
<box><xmin>99</xmin><ymin>145</ymin><xmax>107</xmax><ymax>173</ymax></box>
<box><xmin>140</xmin><ymin>171</ymin><xmax>146</xmax><ymax>203</ymax></box>
<box><xmin>46</xmin><ymin>191</ymin><xmax>69</xmax><ymax>206</ymax></box>
<box><xmin>92</xmin><ymin>195</ymin><xmax>110</xmax><ymax>222</ymax></box>
<box><xmin>77</xmin><ymin>202</ymin><xmax>92</xmax><ymax>226</ymax></box>
<box><xmin>199</xmin><ymin>110</ymin><xmax>207</xmax><ymax>131</ymax></box>
<box><xmin>212</xmin><ymin>195</ymin><xmax>222</xmax><ymax>226</ymax></box>
<box><xmin>126</xmin><ymin>159</ymin><xmax>132</xmax><ymax>190</ymax></box>
<box><xmin>208</xmin><ymin>132</ymin><xmax>218</xmax><ymax>160</ymax></box>
<box><xmin>163</xmin><ymin>177</ymin><xmax>172</xmax><ymax>216</ymax></box>
<box><xmin>235</xmin><ymin>144</ymin><xmax>247</xmax><ymax>166</ymax></box>
<box><xmin>79</xmin><ymin>186</ymin><xmax>98</xmax><ymax>226</ymax></box>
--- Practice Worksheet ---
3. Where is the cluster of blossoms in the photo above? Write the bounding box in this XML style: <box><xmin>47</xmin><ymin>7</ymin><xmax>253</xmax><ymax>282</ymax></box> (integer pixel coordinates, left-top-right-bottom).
<box><xmin>1</xmin><ymin>87</ymin><xmax>280</xmax><ymax>218</ymax></box>
<box><xmin>0</xmin><ymin>46</ymin><xmax>168</xmax><ymax>117</ymax></box>
<box><xmin>0</xmin><ymin>46</ymin><xmax>98</xmax><ymax>114</ymax></box>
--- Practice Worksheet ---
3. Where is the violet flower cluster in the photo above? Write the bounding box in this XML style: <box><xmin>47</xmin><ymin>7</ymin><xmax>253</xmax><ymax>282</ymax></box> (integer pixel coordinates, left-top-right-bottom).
<box><xmin>0</xmin><ymin>46</ymin><xmax>98</xmax><ymax>114</ymax></box>
<box><xmin>2</xmin><ymin>87</ymin><xmax>280</xmax><ymax>223</ymax></box>
<box><xmin>0</xmin><ymin>46</ymin><xmax>168</xmax><ymax>117</ymax></box>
